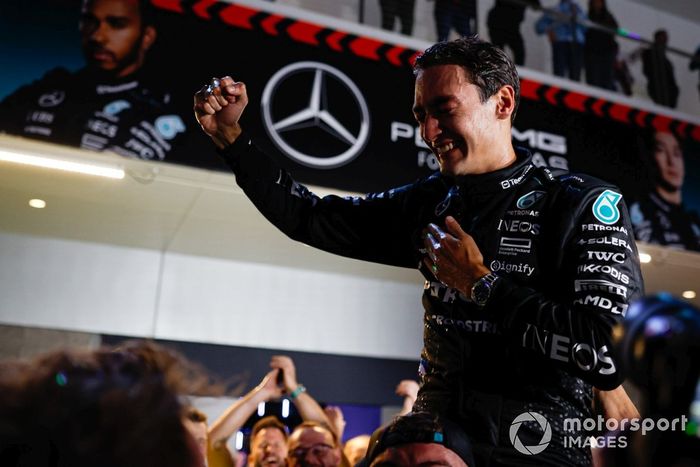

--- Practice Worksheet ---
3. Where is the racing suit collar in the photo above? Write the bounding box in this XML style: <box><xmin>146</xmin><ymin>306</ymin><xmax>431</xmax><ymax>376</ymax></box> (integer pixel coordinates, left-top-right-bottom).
<box><xmin>648</xmin><ymin>191</ymin><xmax>686</xmax><ymax>213</ymax></box>
<box><xmin>451</xmin><ymin>147</ymin><xmax>534</xmax><ymax>195</ymax></box>
<box><xmin>77</xmin><ymin>67</ymin><xmax>143</xmax><ymax>94</ymax></box>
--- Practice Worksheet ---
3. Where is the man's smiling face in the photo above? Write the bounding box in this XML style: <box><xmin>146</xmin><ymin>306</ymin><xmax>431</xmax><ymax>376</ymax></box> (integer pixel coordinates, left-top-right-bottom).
<box><xmin>413</xmin><ymin>64</ymin><xmax>502</xmax><ymax>177</ymax></box>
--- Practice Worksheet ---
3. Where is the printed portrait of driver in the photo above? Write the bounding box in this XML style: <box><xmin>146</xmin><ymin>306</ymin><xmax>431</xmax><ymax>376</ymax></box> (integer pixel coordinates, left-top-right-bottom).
<box><xmin>194</xmin><ymin>37</ymin><xmax>644</xmax><ymax>466</ymax></box>
<box><xmin>0</xmin><ymin>0</ymin><xmax>188</xmax><ymax>160</ymax></box>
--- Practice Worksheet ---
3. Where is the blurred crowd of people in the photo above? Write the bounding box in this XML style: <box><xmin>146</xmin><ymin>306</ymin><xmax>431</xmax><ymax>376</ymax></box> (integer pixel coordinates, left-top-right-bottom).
<box><xmin>2</xmin><ymin>294</ymin><xmax>699</xmax><ymax>467</ymax></box>
<box><xmin>378</xmin><ymin>0</ymin><xmax>697</xmax><ymax>109</ymax></box>
<box><xmin>0</xmin><ymin>342</ymin><xmax>433</xmax><ymax>467</ymax></box>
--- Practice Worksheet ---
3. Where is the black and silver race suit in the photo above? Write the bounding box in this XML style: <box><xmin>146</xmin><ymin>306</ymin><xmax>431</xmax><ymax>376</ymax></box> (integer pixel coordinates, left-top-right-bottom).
<box><xmin>221</xmin><ymin>136</ymin><xmax>644</xmax><ymax>467</ymax></box>
<box><xmin>0</xmin><ymin>67</ymin><xmax>188</xmax><ymax>161</ymax></box>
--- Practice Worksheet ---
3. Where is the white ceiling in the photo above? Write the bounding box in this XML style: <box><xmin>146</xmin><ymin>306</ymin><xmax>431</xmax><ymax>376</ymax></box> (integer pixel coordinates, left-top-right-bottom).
<box><xmin>1</xmin><ymin>134</ymin><xmax>699</xmax><ymax>307</ymax></box>
<box><xmin>0</xmin><ymin>135</ymin><xmax>417</xmax><ymax>282</ymax></box>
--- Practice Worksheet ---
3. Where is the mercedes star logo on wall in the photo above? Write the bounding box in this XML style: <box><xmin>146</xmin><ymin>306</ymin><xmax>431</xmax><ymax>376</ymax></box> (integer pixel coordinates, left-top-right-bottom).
<box><xmin>261</xmin><ymin>61</ymin><xmax>370</xmax><ymax>169</ymax></box>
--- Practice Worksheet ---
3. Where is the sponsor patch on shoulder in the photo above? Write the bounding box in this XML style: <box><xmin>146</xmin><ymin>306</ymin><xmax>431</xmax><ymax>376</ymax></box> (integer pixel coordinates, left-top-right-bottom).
<box><xmin>592</xmin><ymin>190</ymin><xmax>622</xmax><ymax>225</ymax></box>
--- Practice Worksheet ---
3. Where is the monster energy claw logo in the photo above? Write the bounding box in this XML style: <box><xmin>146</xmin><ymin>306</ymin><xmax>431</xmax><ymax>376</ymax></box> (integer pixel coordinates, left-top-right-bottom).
<box><xmin>510</xmin><ymin>411</ymin><xmax>552</xmax><ymax>455</ymax></box>
<box><xmin>592</xmin><ymin>190</ymin><xmax>622</xmax><ymax>225</ymax></box>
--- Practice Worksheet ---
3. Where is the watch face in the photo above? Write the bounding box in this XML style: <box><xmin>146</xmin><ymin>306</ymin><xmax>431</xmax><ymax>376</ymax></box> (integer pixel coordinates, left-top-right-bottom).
<box><xmin>471</xmin><ymin>280</ymin><xmax>492</xmax><ymax>306</ymax></box>
<box><xmin>471</xmin><ymin>274</ymin><xmax>497</xmax><ymax>306</ymax></box>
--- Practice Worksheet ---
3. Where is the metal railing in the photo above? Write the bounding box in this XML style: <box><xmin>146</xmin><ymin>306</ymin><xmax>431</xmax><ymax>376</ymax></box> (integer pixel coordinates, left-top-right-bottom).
<box><xmin>271</xmin><ymin>0</ymin><xmax>699</xmax><ymax>116</ymax></box>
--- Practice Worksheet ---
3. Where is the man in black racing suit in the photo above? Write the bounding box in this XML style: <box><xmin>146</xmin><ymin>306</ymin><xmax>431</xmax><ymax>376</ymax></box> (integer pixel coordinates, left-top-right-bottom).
<box><xmin>0</xmin><ymin>67</ymin><xmax>188</xmax><ymax>161</ymax></box>
<box><xmin>194</xmin><ymin>38</ymin><xmax>644</xmax><ymax>466</ymax></box>
<box><xmin>0</xmin><ymin>0</ymin><xmax>188</xmax><ymax>161</ymax></box>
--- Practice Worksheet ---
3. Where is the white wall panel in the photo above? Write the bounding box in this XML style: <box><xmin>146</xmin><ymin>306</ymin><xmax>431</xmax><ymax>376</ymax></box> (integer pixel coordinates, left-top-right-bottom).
<box><xmin>156</xmin><ymin>252</ymin><xmax>424</xmax><ymax>360</ymax></box>
<box><xmin>0</xmin><ymin>231</ymin><xmax>425</xmax><ymax>360</ymax></box>
<box><xmin>0</xmin><ymin>232</ymin><xmax>160</xmax><ymax>336</ymax></box>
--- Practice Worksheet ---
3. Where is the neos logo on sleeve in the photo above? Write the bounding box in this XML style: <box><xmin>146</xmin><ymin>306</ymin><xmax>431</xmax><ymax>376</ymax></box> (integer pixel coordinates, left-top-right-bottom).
<box><xmin>592</xmin><ymin>190</ymin><xmax>622</xmax><ymax>225</ymax></box>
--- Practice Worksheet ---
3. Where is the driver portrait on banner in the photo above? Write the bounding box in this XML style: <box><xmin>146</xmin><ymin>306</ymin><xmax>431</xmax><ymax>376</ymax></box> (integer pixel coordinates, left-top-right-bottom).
<box><xmin>0</xmin><ymin>0</ymin><xmax>189</xmax><ymax>162</ymax></box>
<box><xmin>629</xmin><ymin>129</ymin><xmax>700</xmax><ymax>252</ymax></box>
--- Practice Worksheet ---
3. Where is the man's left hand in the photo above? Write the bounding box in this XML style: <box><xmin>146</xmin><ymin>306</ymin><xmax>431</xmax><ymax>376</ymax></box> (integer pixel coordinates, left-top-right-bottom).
<box><xmin>422</xmin><ymin>216</ymin><xmax>490</xmax><ymax>295</ymax></box>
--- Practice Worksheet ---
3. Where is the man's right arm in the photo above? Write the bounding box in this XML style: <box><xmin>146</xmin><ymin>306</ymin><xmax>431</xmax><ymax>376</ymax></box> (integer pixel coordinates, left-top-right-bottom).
<box><xmin>194</xmin><ymin>76</ymin><xmax>417</xmax><ymax>268</ymax></box>
<box><xmin>207</xmin><ymin>369</ymin><xmax>283</xmax><ymax>450</ymax></box>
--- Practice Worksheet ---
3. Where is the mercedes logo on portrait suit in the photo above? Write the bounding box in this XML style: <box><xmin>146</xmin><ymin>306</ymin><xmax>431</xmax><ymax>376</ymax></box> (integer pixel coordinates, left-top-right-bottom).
<box><xmin>261</xmin><ymin>61</ymin><xmax>370</xmax><ymax>169</ymax></box>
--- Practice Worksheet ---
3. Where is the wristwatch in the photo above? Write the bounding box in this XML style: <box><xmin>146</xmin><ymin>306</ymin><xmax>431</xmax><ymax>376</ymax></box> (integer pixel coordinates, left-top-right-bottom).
<box><xmin>470</xmin><ymin>273</ymin><xmax>500</xmax><ymax>307</ymax></box>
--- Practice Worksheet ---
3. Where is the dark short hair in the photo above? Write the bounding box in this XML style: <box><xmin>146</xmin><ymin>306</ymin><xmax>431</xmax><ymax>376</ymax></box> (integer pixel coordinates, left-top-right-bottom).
<box><xmin>358</xmin><ymin>412</ymin><xmax>474</xmax><ymax>467</ymax></box>
<box><xmin>251</xmin><ymin>416</ymin><xmax>288</xmax><ymax>442</ymax></box>
<box><xmin>136</xmin><ymin>0</ymin><xmax>156</xmax><ymax>27</ymax></box>
<box><xmin>82</xmin><ymin>0</ymin><xmax>156</xmax><ymax>27</ymax></box>
<box><xmin>414</xmin><ymin>36</ymin><xmax>521</xmax><ymax>122</ymax></box>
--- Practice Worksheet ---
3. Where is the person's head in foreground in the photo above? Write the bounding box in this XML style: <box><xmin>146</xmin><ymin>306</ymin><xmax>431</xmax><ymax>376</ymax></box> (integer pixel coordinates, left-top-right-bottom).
<box><xmin>358</xmin><ymin>412</ymin><xmax>474</xmax><ymax>467</ymax></box>
<box><xmin>287</xmin><ymin>421</ymin><xmax>343</xmax><ymax>467</ymax></box>
<box><xmin>343</xmin><ymin>434</ymin><xmax>371</xmax><ymax>466</ymax></box>
<box><xmin>412</xmin><ymin>36</ymin><xmax>520</xmax><ymax>177</ymax></box>
<box><xmin>0</xmin><ymin>340</ymin><xmax>203</xmax><ymax>467</ymax></box>
<box><xmin>183</xmin><ymin>406</ymin><xmax>209</xmax><ymax>465</ymax></box>
<box><xmin>248</xmin><ymin>415</ymin><xmax>289</xmax><ymax>467</ymax></box>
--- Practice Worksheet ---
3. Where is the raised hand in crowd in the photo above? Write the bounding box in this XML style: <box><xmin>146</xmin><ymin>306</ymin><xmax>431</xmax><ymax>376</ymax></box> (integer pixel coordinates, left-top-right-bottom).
<box><xmin>208</xmin><ymin>367</ymin><xmax>284</xmax><ymax>453</ymax></box>
<box><xmin>395</xmin><ymin>379</ymin><xmax>420</xmax><ymax>415</ymax></box>
<box><xmin>269</xmin><ymin>355</ymin><xmax>332</xmax><ymax>427</ymax></box>
<box><xmin>208</xmin><ymin>355</ymin><xmax>331</xmax><ymax>455</ymax></box>
<box><xmin>324</xmin><ymin>405</ymin><xmax>347</xmax><ymax>440</ymax></box>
